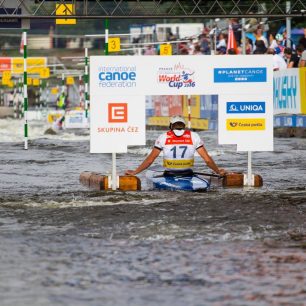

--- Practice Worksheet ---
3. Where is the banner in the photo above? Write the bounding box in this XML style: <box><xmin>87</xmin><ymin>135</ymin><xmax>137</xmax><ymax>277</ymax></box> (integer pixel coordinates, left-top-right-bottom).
<box><xmin>12</xmin><ymin>57</ymin><xmax>47</xmax><ymax>74</ymax></box>
<box><xmin>90</xmin><ymin>55</ymin><xmax>273</xmax><ymax>152</ymax></box>
<box><xmin>273</xmin><ymin>68</ymin><xmax>302</xmax><ymax>115</ymax></box>
<box><xmin>90</xmin><ymin>94</ymin><xmax>145</xmax><ymax>153</ymax></box>
<box><xmin>0</xmin><ymin>58</ymin><xmax>11</xmax><ymax>72</ymax></box>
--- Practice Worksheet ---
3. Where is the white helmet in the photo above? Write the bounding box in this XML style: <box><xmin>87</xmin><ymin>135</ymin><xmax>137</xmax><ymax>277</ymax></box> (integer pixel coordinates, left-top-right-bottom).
<box><xmin>170</xmin><ymin>115</ymin><xmax>186</xmax><ymax>125</ymax></box>
<box><xmin>275</xmin><ymin>33</ymin><xmax>283</xmax><ymax>41</ymax></box>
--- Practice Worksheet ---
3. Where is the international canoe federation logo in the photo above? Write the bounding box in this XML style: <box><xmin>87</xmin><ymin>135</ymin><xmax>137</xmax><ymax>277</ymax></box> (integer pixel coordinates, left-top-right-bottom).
<box><xmin>227</xmin><ymin>102</ymin><xmax>266</xmax><ymax>114</ymax></box>
<box><xmin>157</xmin><ymin>63</ymin><xmax>195</xmax><ymax>89</ymax></box>
<box><xmin>226</xmin><ymin>119</ymin><xmax>266</xmax><ymax>131</ymax></box>
<box><xmin>98</xmin><ymin>65</ymin><xmax>136</xmax><ymax>88</ymax></box>
<box><xmin>214</xmin><ymin>67</ymin><xmax>267</xmax><ymax>83</ymax></box>
<box><xmin>108</xmin><ymin>103</ymin><xmax>128</xmax><ymax>123</ymax></box>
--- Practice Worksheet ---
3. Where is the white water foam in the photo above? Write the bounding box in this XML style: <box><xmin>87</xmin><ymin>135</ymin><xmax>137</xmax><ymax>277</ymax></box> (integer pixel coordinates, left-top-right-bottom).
<box><xmin>0</xmin><ymin>118</ymin><xmax>89</xmax><ymax>142</ymax></box>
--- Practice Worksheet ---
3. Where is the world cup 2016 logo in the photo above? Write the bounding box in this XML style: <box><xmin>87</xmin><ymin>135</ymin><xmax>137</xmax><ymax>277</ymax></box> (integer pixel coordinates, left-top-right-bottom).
<box><xmin>108</xmin><ymin>103</ymin><xmax>128</xmax><ymax>123</ymax></box>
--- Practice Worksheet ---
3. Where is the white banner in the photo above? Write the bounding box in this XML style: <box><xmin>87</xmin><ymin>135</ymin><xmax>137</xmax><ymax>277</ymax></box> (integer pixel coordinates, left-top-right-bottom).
<box><xmin>90</xmin><ymin>95</ymin><xmax>145</xmax><ymax>153</ymax></box>
<box><xmin>90</xmin><ymin>55</ymin><xmax>273</xmax><ymax>153</ymax></box>
<box><xmin>218</xmin><ymin>94</ymin><xmax>273</xmax><ymax>151</ymax></box>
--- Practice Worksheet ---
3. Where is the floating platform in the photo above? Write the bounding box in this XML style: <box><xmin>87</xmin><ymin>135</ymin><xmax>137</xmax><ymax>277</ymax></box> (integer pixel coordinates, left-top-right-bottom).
<box><xmin>80</xmin><ymin>172</ymin><xmax>141</xmax><ymax>191</ymax></box>
<box><xmin>80</xmin><ymin>171</ymin><xmax>262</xmax><ymax>192</ymax></box>
<box><xmin>223</xmin><ymin>173</ymin><xmax>263</xmax><ymax>188</ymax></box>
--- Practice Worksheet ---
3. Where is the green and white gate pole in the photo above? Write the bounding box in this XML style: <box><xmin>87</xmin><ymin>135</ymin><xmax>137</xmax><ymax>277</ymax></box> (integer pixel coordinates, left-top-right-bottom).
<box><xmin>23</xmin><ymin>30</ymin><xmax>28</xmax><ymax>150</ymax></box>
<box><xmin>104</xmin><ymin>19</ymin><xmax>116</xmax><ymax>191</ymax></box>
<box><xmin>84</xmin><ymin>47</ymin><xmax>89</xmax><ymax>119</ymax></box>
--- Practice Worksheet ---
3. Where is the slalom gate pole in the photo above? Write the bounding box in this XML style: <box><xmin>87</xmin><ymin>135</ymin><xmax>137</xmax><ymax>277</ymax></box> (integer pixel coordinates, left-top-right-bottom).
<box><xmin>242</xmin><ymin>18</ymin><xmax>253</xmax><ymax>186</ymax></box>
<box><xmin>61</xmin><ymin>73</ymin><xmax>65</xmax><ymax>95</ymax></box>
<box><xmin>247</xmin><ymin>151</ymin><xmax>252</xmax><ymax>186</ymax></box>
<box><xmin>79</xmin><ymin>75</ymin><xmax>84</xmax><ymax>108</ymax></box>
<box><xmin>19</xmin><ymin>77</ymin><xmax>23</xmax><ymax>118</ymax></box>
<box><xmin>39</xmin><ymin>79</ymin><xmax>42</xmax><ymax>107</ymax></box>
<box><xmin>187</xmin><ymin>95</ymin><xmax>191</xmax><ymax>129</ymax></box>
<box><xmin>104</xmin><ymin>18</ymin><xmax>117</xmax><ymax>191</ymax></box>
<box><xmin>23</xmin><ymin>30</ymin><xmax>28</xmax><ymax>150</ymax></box>
<box><xmin>84</xmin><ymin>47</ymin><xmax>89</xmax><ymax>119</ymax></box>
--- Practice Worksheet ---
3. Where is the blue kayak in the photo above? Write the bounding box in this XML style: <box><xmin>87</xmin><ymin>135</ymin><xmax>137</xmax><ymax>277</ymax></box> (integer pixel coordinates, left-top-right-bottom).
<box><xmin>146</xmin><ymin>167</ymin><xmax>210</xmax><ymax>192</ymax></box>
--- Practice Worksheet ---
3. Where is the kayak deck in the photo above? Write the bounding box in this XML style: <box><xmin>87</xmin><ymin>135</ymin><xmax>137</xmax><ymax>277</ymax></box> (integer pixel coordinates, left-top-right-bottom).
<box><xmin>146</xmin><ymin>169</ymin><xmax>210</xmax><ymax>192</ymax></box>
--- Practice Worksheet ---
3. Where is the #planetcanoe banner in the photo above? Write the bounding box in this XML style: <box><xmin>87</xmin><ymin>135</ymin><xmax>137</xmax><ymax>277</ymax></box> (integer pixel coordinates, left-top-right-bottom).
<box><xmin>90</xmin><ymin>55</ymin><xmax>273</xmax><ymax>153</ymax></box>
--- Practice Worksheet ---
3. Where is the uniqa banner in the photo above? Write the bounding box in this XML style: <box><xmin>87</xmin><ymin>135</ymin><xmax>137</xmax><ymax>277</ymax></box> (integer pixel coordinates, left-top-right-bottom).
<box><xmin>90</xmin><ymin>55</ymin><xmax>273</xmax><ymax>153</ymax></box>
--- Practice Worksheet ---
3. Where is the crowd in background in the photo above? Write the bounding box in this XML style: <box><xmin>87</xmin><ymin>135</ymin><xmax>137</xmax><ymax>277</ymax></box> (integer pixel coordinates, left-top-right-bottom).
<box><xmin>142</xmin><ymin>20</ymin><xmax>306</xmax><ymax>71</ymax></box>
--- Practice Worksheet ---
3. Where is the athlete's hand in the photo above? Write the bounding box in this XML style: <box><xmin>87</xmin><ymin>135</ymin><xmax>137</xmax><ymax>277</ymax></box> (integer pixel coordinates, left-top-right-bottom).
<box><xmin>125</xmin><ymin>170</ymin><xmax>137</xmax><ymax>176</ymax></box>
<box><xmin>217</xmin><ymin>168</ymin><xmax>226</xmax><ymax>176</ymax></box>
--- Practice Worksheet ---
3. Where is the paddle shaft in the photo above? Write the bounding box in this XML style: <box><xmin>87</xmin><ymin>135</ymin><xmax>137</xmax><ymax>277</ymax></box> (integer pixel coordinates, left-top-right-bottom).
<box><xmin>193</xmin><ymin>172</ymin><xmax>224</xmax><ymax>178</ymax></box>
<box><xmin>152</xmin><ymin>172</ymin><xmax>223</xmax><ymax>179</ymax></box>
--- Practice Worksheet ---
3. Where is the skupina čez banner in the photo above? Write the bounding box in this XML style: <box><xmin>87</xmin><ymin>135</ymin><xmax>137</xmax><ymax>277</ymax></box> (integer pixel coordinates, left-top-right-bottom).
<box><xmin>90</xmin><ymin>56</ymin><xmax>273</xmax><ymax>153</ymax></box>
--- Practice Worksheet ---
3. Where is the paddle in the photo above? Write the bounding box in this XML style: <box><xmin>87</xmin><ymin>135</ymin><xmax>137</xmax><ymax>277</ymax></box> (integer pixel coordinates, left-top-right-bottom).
<box><xmin>193</xmin><ymin>172</ymin><xmax>224</xmax><ymax>179</ymax></box>
<box><xmin>152</xmin><ymin>172</ymin><xmax>224</xmax><ymax>179</ymax></box>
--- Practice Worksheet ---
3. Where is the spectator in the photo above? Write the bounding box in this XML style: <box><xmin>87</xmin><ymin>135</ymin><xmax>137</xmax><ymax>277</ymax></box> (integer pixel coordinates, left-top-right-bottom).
<box><xmin>186</xmin><ymin>38</ymin><xmax>193</xmax><ymax>54</ymax></box>
<box><xmin>216</xmin><ymin>33</ymin><xmax>227</xmax><ymax>54</ymax></box>
<box><xmin>281</xmin><ymin>30</ymin><xmax>296</xmax><ymax>51</ymax></box>
<box><xmin>275</xmin><ymin>33</ymin><xmax>285</xmax><ymax>54</ymax></box>
<box><xmin>227</xmin><ymin>48</ymin><xmax>237</xmax><ymax>55</ymax></box>
<box><xmin>199</xmin><ymin>34</ymin><xmax>210</xmax><ymax>55</ymax></box>
<box><xmin>299</xmin><ymin>50</ymin><xmax>306</xmax><ymax>67</ymax></box>
<box><xmin>178</xmin><ymin>42</ymin><xmax>189</xmax><ymax>55</ymax></box>
<box><xmin>144</xmin><ymin>45</ymin><xmax>156</xmax><ymax>55</ymax></box>
<box><xmin>298</xmin><ymin>28</ymin><xmax>306</xmax><ymax>49</ymax></box>
<box><xmin>267</xmin><ymin>48</ymin><xmax>287</xmax><ymax>71</ymax></box>
<box><xmin>284</xmin><ymin>47</ymin><xmax>299</xmax><ymax>68</ymax></box>
<box><xmin>268</xmin><ymin>33</ymin><xmax>278</xmax><ymax>49</ymax></box>
<box><xmin>296</xmin><ymin>44</ymin><xmax>305</xmax><ymax>60</ymax></box>
<box><xmin>245</xmin><ymin>38</ymin><xmax>253</xmax><ymax>54</ymax></box>
<box><xmin>253</xmin><ymin>40</ymin><xmax>267</xmax><ymax>54</ymax></box>
<box><xmin>166</xmin><ymin>30</ymin><xmax>176</xmax><ymax>41</ymax></box>
<box><xmin>254</xmin><ymin>26</ymin><xmax>268</xmax><ymax>48</ymax></box>
<box><xmin>193</xmin><ymin>44</ymin><xmax>202</xmax><ymax>55</ymax></box>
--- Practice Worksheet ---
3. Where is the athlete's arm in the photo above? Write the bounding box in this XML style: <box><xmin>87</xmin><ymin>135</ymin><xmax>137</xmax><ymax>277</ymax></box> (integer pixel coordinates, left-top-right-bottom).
<box><xmin>196</xmin><ymin>146</ymin><xmax>226</xmax><ymax>175</ymax></box>
<box><xmin>125</xmin><ymin>147</ymin><xmax>161</xmax><ymax>175</ymax></box>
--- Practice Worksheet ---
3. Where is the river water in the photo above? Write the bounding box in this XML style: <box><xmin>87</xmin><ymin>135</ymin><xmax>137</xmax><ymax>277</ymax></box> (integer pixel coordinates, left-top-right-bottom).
<box><xmin>0</xmin><ymin>118</ymin><xmax>306</xmax><ymax>306</ymax></box>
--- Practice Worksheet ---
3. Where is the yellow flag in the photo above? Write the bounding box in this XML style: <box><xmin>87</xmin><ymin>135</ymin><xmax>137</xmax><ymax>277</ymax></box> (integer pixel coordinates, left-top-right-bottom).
<box><xmin>51</xmin><ymin>87</ymin><xmax>59</xmax><ymax>95</ymax></box>
<box><xmin>33</xmin><ymin>79</ymin><xmax>40</xmax><ymax>86</ymax></box>
<box><xmin>160</xmin><ymin>44</ymin><xmax>172</xmax><ymax>56</ymax></box>
<box><xmin>66</xmin><ymin>76</ymin><xmax>74</xmax><ymax>85</ymax></box>
<box><xmin>3</xmin><ymin>71</ymin><xmax>11</xmax><ymax>79</ymax></box>
<box><xmin>40</xmin><ymin>67</ymin><xmax>50</xmax><ymax>79</ymax></box>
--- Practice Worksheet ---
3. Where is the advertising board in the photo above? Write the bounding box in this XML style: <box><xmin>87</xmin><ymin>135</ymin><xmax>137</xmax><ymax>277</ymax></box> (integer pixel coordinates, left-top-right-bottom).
<box><xmin>90</xmin><ymin>55</ymin><xmax>273</xmax><ymax>153</ymax></box>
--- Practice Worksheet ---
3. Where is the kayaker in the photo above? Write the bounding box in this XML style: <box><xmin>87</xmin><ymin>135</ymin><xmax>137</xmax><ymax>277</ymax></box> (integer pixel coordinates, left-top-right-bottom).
<box><xmin>125</xmin><ymin>115</ymin><xmax>226</xmax><ymax>176</ymax></box>
<box><xmin>56</xmin><ymin>92</ymin><xmax>66</xmax><ymax>110</ymax></box>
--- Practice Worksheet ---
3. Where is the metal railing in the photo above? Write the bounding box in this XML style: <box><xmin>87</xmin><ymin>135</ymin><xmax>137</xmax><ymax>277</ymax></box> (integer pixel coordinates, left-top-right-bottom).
<box><xmin>1</xmin><ymin>0</ymin><xmax>305</xmax><ymax>19</ymax></box>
